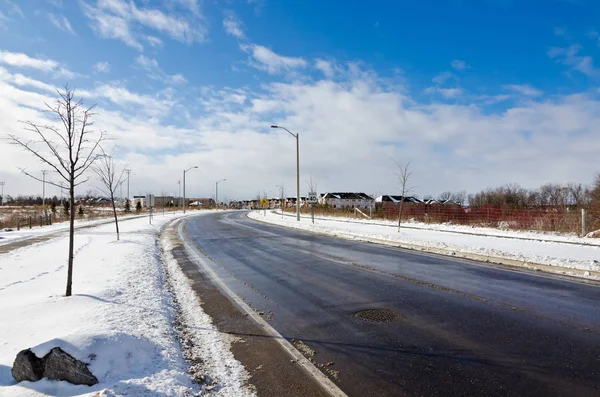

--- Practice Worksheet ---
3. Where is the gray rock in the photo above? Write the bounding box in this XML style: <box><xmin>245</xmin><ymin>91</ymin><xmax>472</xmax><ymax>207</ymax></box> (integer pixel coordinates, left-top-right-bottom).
<box><xmin>42</xmin><ymin>347</ymin><xmax>98</xmax><ymax>386</ymax></box>
<box><xmin>11</xmin><ymin>349</ymin><xmax>44</xmax><ymax>382</ymax></box>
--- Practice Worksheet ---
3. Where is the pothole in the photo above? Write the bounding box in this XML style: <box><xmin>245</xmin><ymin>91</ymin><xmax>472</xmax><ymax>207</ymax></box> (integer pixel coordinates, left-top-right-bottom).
<box><xmin>354</xmin><ymin>309</ymin><xmax>400</xmax><ymax>323</ymax></box>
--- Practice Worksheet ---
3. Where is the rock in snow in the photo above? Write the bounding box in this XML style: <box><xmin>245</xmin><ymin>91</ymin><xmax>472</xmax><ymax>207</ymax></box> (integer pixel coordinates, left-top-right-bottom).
<box><xmin>11</xmin><ymin>349</ymin><xmax>44</xmax><ymax>382</ymax></box>
<box><xmin>11</xmin><ymin>347</ymin><xmax>98</xmax><ymax>386</ymax></box>
<box><xmin>43</xmin><ymin>347</ymin><xmax>98</xmax><ymax>386</ymax></box>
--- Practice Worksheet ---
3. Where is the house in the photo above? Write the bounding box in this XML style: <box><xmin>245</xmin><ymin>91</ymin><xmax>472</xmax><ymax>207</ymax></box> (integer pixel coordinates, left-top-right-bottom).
<box><xmin>375</xmin><ymin>195</ymin><xmax>423</xmax><ymax>204</ymax></box>
<box><xmin>189</xmin><ymin>198</ymin><xmax>216</xmax><ymax>207</ymax></box>
<box><xmin>318</xmin><ymin>192</ymin><xmax>373</xmax><ymax>209</ymax></box>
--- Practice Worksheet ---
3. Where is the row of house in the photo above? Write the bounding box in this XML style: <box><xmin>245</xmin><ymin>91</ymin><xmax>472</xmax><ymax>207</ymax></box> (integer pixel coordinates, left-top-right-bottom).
<box><xmin>232</xmin><ymin>193</ymin><xmax>462</xmax><ymax>210</ymax></box>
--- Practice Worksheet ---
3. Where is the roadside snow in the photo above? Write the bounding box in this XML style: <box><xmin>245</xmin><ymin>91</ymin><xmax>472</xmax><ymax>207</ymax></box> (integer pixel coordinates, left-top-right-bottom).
<box><xmin>0</xmin><ymin>211</ymin><xmax>252</xmax><ymax>396</ymax></box>
<box><xmin>249</xmin><ymin>211</ymin><xmax>600</xmax><ymax>276</ymax></box>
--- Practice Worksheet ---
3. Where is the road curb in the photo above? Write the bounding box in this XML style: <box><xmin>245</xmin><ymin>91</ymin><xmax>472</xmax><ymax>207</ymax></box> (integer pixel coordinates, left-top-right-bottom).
<box><xmin>249</xmin><ymin>212</ymin><xmax>600</xmax><ymax>282</ymax></box>
<box><xmin>177</xmin><ymin>218</ymin><xmax>349</xmax><ymax>397</ymax></box>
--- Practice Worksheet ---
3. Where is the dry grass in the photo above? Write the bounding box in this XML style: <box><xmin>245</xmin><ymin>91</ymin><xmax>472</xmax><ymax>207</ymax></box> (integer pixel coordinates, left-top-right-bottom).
<box><xmin>290</xmin><ymin>204</ymin><xmax>600</xmax><ymax>236</ymax></box>
<box><xmin>0</xmin><ymin>204</ymin><xmax>183</xmax><ymax>230</ymax></box>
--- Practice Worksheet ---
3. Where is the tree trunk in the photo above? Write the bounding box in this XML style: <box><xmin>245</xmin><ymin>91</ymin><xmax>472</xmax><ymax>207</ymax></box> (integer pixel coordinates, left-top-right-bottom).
<box><xmin>111</xmin><ymin>193</ymin><xmax>119</xmax><ymax>241</ymax></box>
<box><xmin>397</xmin><ymin>202</ymin><xmax>405</xmax><ymax>232</ymax></box>
<box><xmin>66</xmin><ymin>181</ymin><xmax>75</xmax><ymax>297</ymax></box>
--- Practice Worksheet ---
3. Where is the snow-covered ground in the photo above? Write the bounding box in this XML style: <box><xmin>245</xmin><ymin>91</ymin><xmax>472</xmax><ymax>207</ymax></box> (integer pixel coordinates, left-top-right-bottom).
<box><xmin>249</xmin><ymin>210</ymin><xmax>600</xmax><ymax>277</ymax></box>
<box><xmin>0</xmin><ymin>214</ymin><xmax>146</xmax><ymax>245</ymax></box>
<box><xmin>0</xmin><ymin>211</ymin><xmax>253</xmax><ymax>397</ymax></box>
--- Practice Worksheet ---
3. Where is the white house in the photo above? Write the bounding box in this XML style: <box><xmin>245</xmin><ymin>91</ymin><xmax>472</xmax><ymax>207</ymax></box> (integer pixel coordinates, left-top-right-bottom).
<box><xmin>318</xmin><ymin>192</ymin><xmax>374</xmax><ymax>209</ymax></box>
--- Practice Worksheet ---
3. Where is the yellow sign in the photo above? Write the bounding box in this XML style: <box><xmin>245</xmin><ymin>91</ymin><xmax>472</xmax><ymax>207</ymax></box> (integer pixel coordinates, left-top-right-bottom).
<box><xmin>261</xmin><ymin>198</ymin><xmax>269</xmax><ymax>207</ymax></box>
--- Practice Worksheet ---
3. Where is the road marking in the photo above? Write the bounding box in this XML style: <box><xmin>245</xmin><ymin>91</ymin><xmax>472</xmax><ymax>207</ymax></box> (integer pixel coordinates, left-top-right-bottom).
<box><xmin>177</xmin><ymin>219</ymin><xmax>349</xmax><ymax>397</ymax></box>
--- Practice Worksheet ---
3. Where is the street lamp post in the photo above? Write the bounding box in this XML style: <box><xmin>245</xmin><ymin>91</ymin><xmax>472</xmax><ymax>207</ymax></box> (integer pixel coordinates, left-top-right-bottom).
<box><xmin>271</xmin><ymin>125</ymin><xmax>300</xmax><ymax>221</ymax></box>
<box><xmin>183</xmin><ymin>166</ymin><xmax>198</xmax><ymax>214</ymax></box>
<box><xmin>125</xmin><ymin>169</ymin><xmax>132</xmax><ymax>206</ymax></box>
<box><xmin>41</xmin><ymin>170</ymin><xmax>48</xmax><ymax>207</ymax></box>
<box><xmin>215</xmin><ymin>179</ymin><xmax>226</xmax><ymax>209</ymax></box>
<box><xmin>0</xmin><ymin>181</ymin><xmax>4</xmax><ymax>206</ymax></box>
<box><xmin>177</xmin><ymin>180</ymin><xmax>181</xmax><ymax>208</ymax></box>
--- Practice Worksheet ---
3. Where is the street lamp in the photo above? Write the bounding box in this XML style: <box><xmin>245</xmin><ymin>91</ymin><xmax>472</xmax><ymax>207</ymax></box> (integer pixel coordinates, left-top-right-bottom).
<box><xmin>125</xmin><ymin>169</ymin><xmax>132</xmax><ymax>205</ymax></box>
<box><xmin>183</xmin><ymin>166</ymin><xmax>198</xmax><ymax>214</ymax></box>
<box><xmin>0</xmin><ymin>181</ymin><xmax>5</xmax><ymax>206</ymax></box>
<box><xmin>271</xmin><ymin>125</ymin><xmax>300</xmax><ymax>221</ymax></box>
<box><xmin>215</xmin><ymin>179</ymin><xmax>226</xmax><ymax>209</ymax></box>
<box><xmin>41</xmin><ymin>170</ymin><xmax>48</xmax><ymax>207</ymax></box>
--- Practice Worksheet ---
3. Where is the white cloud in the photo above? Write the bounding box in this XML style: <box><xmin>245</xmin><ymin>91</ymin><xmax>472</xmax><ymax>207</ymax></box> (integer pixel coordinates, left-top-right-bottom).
<box><xmin>0</xmin><ymin>50</ymin><xmax>59</xmax><ymax>71</ymax></box>
<box><xmin>504</xmin><ymin>84</ymin><xmax>543</xmax><ymax>97</ymax></box>
<box><xmin>48</xmin><ymin>13</ymin><xmax>76</xmax><ymax>35</ymax></box>
<box><xmin>548</xmin><ymin>44</ymin><xmax>599</xmax><ymax>77</ymax></box>
<box><xmin>451</xmin><ymin>59</ymin><xmax>469</xmax><ymax>70</ymax></box>
<box><xmin>241</xmin><ymin>44</ymin><xmax>307</xmax><ymax>75</ymax></box>
<box><xmin>94</xmin><ymin>61</ymin><xmax>110</xmax><ymax>73</ymax></box>
<box><xmin>135</xmin><ymin>55</ymin><xmax>159</xmax><ymax>71</ymax></box>
<box><xmin>46</xmin><ymin>0</ymin><xmax>63</xmax><ymax>7</ymax></box>
<box><xmin>3</xmin><ymin>0</ymin><xmax>23</xmax><ymax>18</ymax></box>
<box><xmin>432</xmin><ymin>71</ymin><xmax>453</xmax><ymax>84</ymax></box>
<box><xmin>223</xmin><ymin>13</ymin><xmax>244</xmax><ymax>38</ymax></box>
<box><xmin>145</xmin><ymin>35</ymin><xmax>163</xmax><ymax>47</ymax></box>
<box><xmin>81</xmin><ymin>0</ymin><xmax>206</xmax><ymax>50</ymax></box>
<box><xmin>0</xmin><ymin>50</ymin><xmax>82</xmax><ymax>80</ymax></box>
<box><xmin>134</xmin><ymin>55</ymin><xmax>187</xmax><ymax>85</ymax></box>
<box><xmin>315</xmin><ymin>59</ymin><xmax>334</xmax><ymax>78</ymax></box>
<box><xmin>425</xmin><ymin>86</ymin><xmax>463</xmax><ymax>98</ymax></box>
<box><xmin>168</xmin><ymin>73</ymin><xmax>187</xmax><ymax>85</ymax></box>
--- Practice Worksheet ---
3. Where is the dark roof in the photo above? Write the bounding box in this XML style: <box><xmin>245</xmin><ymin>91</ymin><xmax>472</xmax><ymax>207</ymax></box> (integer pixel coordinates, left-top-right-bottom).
<box><xmin>378</xmin><ymin>195</ymin><xmax>422</xmax><ymax>203</ymax></box>
<box><xmin>322</xmin><ymin>192</ymin><xmax>373</xmax><ymax>200</ymax></box>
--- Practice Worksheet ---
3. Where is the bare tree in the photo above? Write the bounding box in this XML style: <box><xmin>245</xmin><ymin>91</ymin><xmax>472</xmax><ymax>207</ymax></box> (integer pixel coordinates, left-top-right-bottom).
<box><xmin>306</xmin><ymin>175</ymin><xmax>318</xmax><ymax>223</ymax></box>
<box><xmin>394</xmin><ymin>161</ymin><xmax>413</xmax><ymax>231</ymax></box>
<box><xmin>277</xmin><ymin>182</ymin><xmax>287</xmax><ymax>218</ymax></box>
<box><xmin>92</xmin><ymin>148</ymin><xmax>126</xmax><ymax>241</ymax></box>
<box><xmin>8</xmin><ymin>87</ymin><xmax>105</xmax><ymax>296</ymax></box>
<box><xmin>437</xmin><ymin>191</ymin><xmax>452</xmax><ymax>202</ymax></box>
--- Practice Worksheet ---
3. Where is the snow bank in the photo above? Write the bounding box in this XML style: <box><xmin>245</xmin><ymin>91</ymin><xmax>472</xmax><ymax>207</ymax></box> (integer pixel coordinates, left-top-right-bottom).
<box><xmin>0</xmin><ymin>211</ymin><xmax>246</xmax><ymax>396</ymax></box>
<box><xmin>249</xmin><ymin>211</ymin><xmax>600</xmax><ymax>277</ymax></box>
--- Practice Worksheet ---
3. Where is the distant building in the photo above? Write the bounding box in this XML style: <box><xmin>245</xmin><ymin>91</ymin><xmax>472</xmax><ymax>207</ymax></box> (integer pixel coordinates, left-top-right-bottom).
<box><xmin>189</xmin><ymin>198</ymin><xmax>216</xmax><ymax>207</ymax></box>
<box><xmin>318</xmin><ymin>192</ymin><xmax>373</xmax><ymax>209</ymax></box>
<box><xmin>375</xmin><ymin>195</ymin><xmax>423</xmax><ymax>204</ymax></box>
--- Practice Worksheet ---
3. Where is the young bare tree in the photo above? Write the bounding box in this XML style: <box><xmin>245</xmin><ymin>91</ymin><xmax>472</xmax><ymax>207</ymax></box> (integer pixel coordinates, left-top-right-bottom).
<box><xmin>8</xmin><ymin>87</ymin><xmax>105</xmax><ymax>296</ymax></box>
<box><xmin>394</xmin><ymin>161</ymin><xmax>413</xmax><ymax>232</ymax></box>
<box><xmin>92</xmin><ymin>148</ymin><xmax>126</xmax><ymax>241</ymax></box>
<box><xmin>306</xmin><ymin>175</ymin><xmax>318</xmax><ymax>223</ymax></box>
<box><xmin>276</xmin><ymin>182</ymin><xmax>287</xmax><ymax>218</ymax></box>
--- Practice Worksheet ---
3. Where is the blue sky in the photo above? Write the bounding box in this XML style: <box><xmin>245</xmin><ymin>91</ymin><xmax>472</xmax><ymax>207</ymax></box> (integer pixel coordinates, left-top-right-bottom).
<box><xmin>1</xmin><ymin>0</ymin><xmax>599</xmax><ymax>200</ymax></box>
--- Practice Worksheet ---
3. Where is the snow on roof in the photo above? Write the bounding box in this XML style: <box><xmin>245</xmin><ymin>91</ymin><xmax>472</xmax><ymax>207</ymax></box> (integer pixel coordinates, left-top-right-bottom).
<box><xmin>322</xmin><ymin>192</ymin><xmax>373</xmax><ymax>200</ymax></box>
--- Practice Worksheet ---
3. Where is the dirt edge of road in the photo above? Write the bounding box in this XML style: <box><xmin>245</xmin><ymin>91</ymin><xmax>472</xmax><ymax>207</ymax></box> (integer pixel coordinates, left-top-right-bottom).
<box><xmin>161</xmin><ymin>217</ymin><xmax>345</xmax><ymax>397</ymax></box>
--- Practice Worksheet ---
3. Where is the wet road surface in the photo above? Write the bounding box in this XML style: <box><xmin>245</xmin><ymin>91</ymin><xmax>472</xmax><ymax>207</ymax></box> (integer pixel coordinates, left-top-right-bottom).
<box><xmin>182</xmin><ymin>211</ymin><xmax>600</xmax><ymax>397</ymax></box>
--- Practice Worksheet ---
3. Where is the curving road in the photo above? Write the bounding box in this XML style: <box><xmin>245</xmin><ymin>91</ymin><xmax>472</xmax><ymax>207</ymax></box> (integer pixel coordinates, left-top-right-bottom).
<box><xmin>182</xmin><ymin>211</ymin><xmax>600</xmax><ymax>397</ymax></box>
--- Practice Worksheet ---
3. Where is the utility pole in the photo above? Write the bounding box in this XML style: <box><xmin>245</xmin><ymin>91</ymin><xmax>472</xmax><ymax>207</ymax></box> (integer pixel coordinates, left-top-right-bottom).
<box><xmin>178</xmin><ymin>180</ymin><xmax>181</xmax><ymax>209</ymax></box>
<box><xmin>125</xmin><ymin>169</ymin><xmax>132</xmax><ymax>201</ymax></box>
<box><xmin>183</xmin><ymin>166</ymin><xmax>198</xmax><ymax>214</ymax></box>
<box><xmin>41</xmin><ymin>170</ymin><xmax>48</xmax><ymax>206</ymax></box>
<box><xmin>271</xmin><ymin>125</ymin><xmax>300</xmax><ymax>221</ymax></box>
<box><xmin>59</xmin><ymin>181</ymin><xmax>64</xmax><ymax>206</ymax></box>
<box><xmin>0</xmin><ymin>181</ymin><xmax>5</xmax><ymax>206</ymax></box>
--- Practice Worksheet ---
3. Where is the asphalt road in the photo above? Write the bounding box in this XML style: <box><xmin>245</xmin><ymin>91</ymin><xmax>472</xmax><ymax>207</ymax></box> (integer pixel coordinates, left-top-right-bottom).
<box><xmin>182</xmin><ymin>211</ymin><xmax>600</xmax><ymax>397</ymax></box>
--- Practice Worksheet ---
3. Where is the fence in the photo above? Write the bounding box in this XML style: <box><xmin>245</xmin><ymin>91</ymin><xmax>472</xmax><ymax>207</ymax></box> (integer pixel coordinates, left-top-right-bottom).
<box><xmin>299</xmin><ymin>204</ymin><xmax>600</xmax><ymax>235</ymax></box>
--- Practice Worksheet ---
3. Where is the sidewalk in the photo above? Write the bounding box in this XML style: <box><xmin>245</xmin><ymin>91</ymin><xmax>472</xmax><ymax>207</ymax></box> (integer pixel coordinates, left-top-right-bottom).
<box><xmin>249</xmin><ymin>210</ymin><xmax>600</xmax><ymax>280</ymax></box>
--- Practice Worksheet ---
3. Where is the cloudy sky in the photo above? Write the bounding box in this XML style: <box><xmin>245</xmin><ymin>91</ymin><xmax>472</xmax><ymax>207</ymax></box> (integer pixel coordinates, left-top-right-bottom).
<box><xmin>1</xmin><ymin>0</ymin><xmax>599</xmax><ymax>201</ymax></box>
